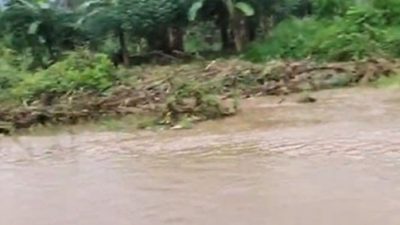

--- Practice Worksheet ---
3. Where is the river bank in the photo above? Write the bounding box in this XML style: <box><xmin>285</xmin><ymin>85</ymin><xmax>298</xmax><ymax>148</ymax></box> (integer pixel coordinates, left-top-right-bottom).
<box><xmin>1</xmin><ymin>58</ymin><xmax>399</xmax><ymax>134</ymax></box>
<box><xmin>2</xmin><ymin>87</ymin><xmax>400</xmax><ymax>160</ymax></box>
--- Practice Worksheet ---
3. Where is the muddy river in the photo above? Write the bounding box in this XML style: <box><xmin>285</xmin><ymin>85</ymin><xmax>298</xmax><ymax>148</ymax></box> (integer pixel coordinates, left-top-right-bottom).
<box><xmin>1</xmin><ymin>87</ymin><xmax>400</xmax><ymax>225</ymax></box>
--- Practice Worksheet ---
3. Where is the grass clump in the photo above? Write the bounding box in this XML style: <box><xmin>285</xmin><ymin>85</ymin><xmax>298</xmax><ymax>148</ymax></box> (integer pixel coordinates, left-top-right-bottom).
<box><xmin>11</xmin><ymin>49</ymin><xmax>115</xmax><ymax>101</ymax></box>
<box><xmin>375</xmin><ymin>74</ymin><xmax>400</xmax><ymax>89</ymax></box>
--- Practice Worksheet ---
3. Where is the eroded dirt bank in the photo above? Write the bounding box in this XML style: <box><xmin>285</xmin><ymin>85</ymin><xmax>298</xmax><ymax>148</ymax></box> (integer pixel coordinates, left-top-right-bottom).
<box><xmin>1</xmin><ymin>87</ymin><xmax>400</xmax><ymax>225</ymax></box>
<box><xmin>1</xmin><ymin>58</ymin><xmax>398</xmax><ymax>131</ymax></box>
<box><xmin>2</xmin><ymin>87</ymin><xmax>400</xmax><ymax>161</ymax></box>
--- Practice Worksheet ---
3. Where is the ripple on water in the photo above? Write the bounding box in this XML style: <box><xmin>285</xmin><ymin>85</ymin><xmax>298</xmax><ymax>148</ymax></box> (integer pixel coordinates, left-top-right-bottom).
<box><xmin>1</xmin><ymin>88</ymin><xmax>400</xmax><ymax>225</ymax></box>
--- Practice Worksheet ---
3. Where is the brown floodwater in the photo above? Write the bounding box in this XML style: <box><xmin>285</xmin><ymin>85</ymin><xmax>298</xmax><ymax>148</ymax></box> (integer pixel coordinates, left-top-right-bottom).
<box><xmin>1</xmin><ymin>87</ymin><xmax>400</xmax><ymax>225</ymax></box>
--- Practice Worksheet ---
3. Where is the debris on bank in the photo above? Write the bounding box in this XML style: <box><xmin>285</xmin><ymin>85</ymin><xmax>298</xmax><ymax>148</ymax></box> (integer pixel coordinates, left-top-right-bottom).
<box><xmin>0</xmin><ymin>57</ymin><xmax>399</xmax><ymax>133</ymax></box>
<box><xmin>296</xmin><ymin>94</ymin><xmax>317</xmax><ymax>103</ymax></box>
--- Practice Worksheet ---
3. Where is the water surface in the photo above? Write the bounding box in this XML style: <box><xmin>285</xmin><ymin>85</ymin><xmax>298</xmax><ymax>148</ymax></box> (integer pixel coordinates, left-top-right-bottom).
<box><xmin>1</xmin><ymin>88</ymin><xmax>400</xmax><ymax>225</ymax></box>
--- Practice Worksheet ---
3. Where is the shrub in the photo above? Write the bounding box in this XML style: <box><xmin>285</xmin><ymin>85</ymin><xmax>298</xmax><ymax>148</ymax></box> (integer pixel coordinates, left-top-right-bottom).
<box><xmin>0</xmin><ymin>45</ymin><xmax>26</xmax><ymax>97</ymax></box>
<box><xmin>382</xmin><ymin>26</ymin><xmax>400</xmax><ymax>57</ymax></box>
<box><xmin>307</xmin><ymin>5</ymin><xmax>391</xmax><ymax>61</ymax></box>
<box><xmin>243</xmin><ymin>17</ymin><xmax>328</xmax><ymax>61</ymax></box>
<box><xmin>312</xmin><ymin>0</ymin><xmax>354</xmax><ymax>18</ymax></box>
<box><xmin>244</xmin><ymin>4</ymin><xmax>400</xmax><ymax>62</ymax></box>
<box><xmin>0</xmin><ymin>60</ymin><xmax>22</xmax><ymax>90</ymax></box>
<box><xmin>12</xmin><ymin>50</ymin><xmax>115</xmax><ymax>101</ymax></box>
<box><xmin>372</xmin><ymin>0</ymin><xmax>400</xmax><ymax>25</ymax></box>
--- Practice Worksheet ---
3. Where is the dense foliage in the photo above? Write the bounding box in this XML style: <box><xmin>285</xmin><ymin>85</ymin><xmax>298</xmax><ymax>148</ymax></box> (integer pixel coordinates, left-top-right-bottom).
<box><xmin>12</xmin><ymin>49</ymin><xmax>115</xmax><ymax>100</ymax></box>
<box><xmin>1</xmin><ymin>0</ymin><xmax>398</xmax><ymax>66</ymax></box>
<box><xmin>0</xmin><ymin>0</ymin><xmax>322</xmax><ymax>66</ymax></box>
<box><xmin>244</xmin><ymin>0</ymin><xmax>400</xmax><ymax>61</ymax></box>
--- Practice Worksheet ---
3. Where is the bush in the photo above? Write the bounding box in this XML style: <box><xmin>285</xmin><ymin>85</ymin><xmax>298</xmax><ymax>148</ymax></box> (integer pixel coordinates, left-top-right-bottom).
<box><xmin>309</xmin><ymin>6</ymin><xmax>387</xmax><ymax>61</ymax></box>
<box><xmin>244</xmin><ymin>4</ymin><xmax>400</xmax><ymax>62</ymax></box>
<box><xmin>372</xmin><ymin>0</ymin><xmax>400</xmax><ymax>25</ymax></box>
<box><xmin>243</xmin><ymin>17</ymin><xmax>328</xmax><ymax>61</ymax></box>
<box><xmin>0</xmin><ymin>60</ymin><xmax>23</xmax><ymax>102</ymax></box>
<box><xmin>0</xmin><ymin>60</ymin><xmax>22</xmax><ymax>89</ymax></box>
<box><xmin>312</xmin><ymin>0</ymin><xmax>353</xmax><ymax>18</ymax></box>
<box><xmin>382</xmin><ymin>26</ymin><xmax>400</xmax><ymax>57</ymax></box>
<box><xmin>12</xmin><ymin>50</ymin><xmax>115</xmax><ymax>100</ymax></box>
<box><xmin>0</xmin><ymin>45</ymin><xmax>27</xmax><ymax>101</ymax></box>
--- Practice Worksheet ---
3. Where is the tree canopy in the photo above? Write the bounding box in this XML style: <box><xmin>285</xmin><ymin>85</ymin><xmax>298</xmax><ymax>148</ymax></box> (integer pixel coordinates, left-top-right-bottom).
<box><xmin>1</xmin><ymin>0</ymin><xmax>399</xmax><ymax>68</ymax></box>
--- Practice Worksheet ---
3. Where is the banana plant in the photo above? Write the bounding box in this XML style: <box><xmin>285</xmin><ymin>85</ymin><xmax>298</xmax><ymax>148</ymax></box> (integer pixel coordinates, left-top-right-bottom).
<box><xmin>76</xmin><ymin>0</ymin><xmax>131</xmax><ymax>66</ymax></box>
<box><xmin>0</xmin><ymin>0</ymin><xmax>79</xmax><ymax>68</ymax></box>
<box><xmin>188</xmin><ymin>0</ymin><xmax>255</xmax><ymax>52</ymax></box>
<box><xmin>189</xmin><ymin>0</ymin><xmax>254</xmax><ymax>21</ymax></box>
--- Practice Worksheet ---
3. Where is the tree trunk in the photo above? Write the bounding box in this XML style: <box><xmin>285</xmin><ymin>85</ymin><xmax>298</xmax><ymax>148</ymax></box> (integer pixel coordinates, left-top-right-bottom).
<box><xmin>259</xmin><ymin>15</ymin><xmax>271</xmax><ymax>36</ymax></box>
<box><xmin>247</xmin><ymin>19</ymin><xmax>257</xmax><ymax>42</ymax></box>
<box><xmin>45</xmin><ymin>39</ymin><xmax>57</xmax><ymax>64</ymax></box>
<box><xmin>216</xmin><ymin>4</ymin><xmax>234</xmax><ymax>51</ymax></box>
<box><xmin>147</xmin><ymin>29</ymin><xmax>171</xmax><ymax>53</ymax></box>
<box><xmin>28</xmin><ymin>37</ymin><xmax>45</xmax><ymax>69</ymax></box>
<box><xmin>168</xmin><ymin>26</ymin><xmax>184</xmax><ymax>53</ymax></box>
<box><xmin>117</xmin><ymin>28</ymin><xmax>130</xmax><ymax>67</ymax></box>
<box><xmin>219</xmin><ymin>19</ymin><xmax>234</xmax><ymax>51</ymax></box>
<box><xmin>231</xmin><ymin>13</ymin><xmax>249</xmax><ymax>52</ymax></box>
<box><xmin>30</xmin><ymin>47</ymin><xmax>45</xmax><ymax>69</ymax></box>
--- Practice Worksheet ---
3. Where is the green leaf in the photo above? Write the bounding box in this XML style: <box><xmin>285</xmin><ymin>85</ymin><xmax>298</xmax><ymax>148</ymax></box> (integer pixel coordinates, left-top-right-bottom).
<box><xmin>38</xmin><ymin>2</ymin><xmax>50</xmax><ymax>9</ymax></box>
<box><xmin>76</xmin><ymin>8</ymin><xmax>102</xmax><ymax>25</ymax></box>
<box><xmin>16</xmin><ymin>0</ymin><xmax>37</xmax><ymax>10</ymax></box>
<box><xmin>28</xmin><ymin>21</ymin><xmax>41</xmax><ymax>34</ymax></box>
<box><xmin>188</xmin><ymin>0</ymin><xmax>204</xmax><ymax>21</ymax></box>
<box><xmin>77</xmin><ymin>0</ymin><xmax>103</xmax><ymax>11</ymax></box>
<box><xmin>235</xmin><ymin>1</ymin><xmax>255</xmax><ymax>16</ymax></box>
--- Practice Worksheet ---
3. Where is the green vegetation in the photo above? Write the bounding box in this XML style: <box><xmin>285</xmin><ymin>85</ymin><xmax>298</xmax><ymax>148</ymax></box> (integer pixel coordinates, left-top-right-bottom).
<box><xmin>1</xmin><ymin>0</ymin><xmax>400</xmax><ymax>132</ymax></box>
<box><xmin>376</xmin><ymin>74</ymin><xmax>400</xmax><ymax>89</ymax></box>
<box><xmin>244</xmin><ymin>2</ymin><xmax>400</xmax><ymax>61</ymax></box>
<box><xmin>12</xmin><ymin>50</ymin><xmax>114</xmax><ymax>100</ymax></box>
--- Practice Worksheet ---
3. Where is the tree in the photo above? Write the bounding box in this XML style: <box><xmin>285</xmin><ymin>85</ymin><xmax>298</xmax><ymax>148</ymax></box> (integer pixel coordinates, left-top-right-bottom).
<box><xmin>0</xmin><ymin>0</ymin><xmax>82</xmax><ymax>68</ymax></box>
<box><xmin>76</xmin><ymin>0</ymin><xmax>131</xmax><ymax>66</ymax></box>
<box><xmin>189</xmin><ymin>0</ymin><xmax>255</xmax><ymax>52</ymax></box>
<box><xmin>119</xmin><ymin>0</ymin><xmax>188</xmax><ymax>53</ymax></box>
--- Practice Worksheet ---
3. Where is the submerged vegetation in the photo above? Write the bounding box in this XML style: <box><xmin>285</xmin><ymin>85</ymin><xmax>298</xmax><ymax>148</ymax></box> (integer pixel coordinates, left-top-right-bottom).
<box><xmin>1</xmin><ymin>0</ymin><xmax>400</xmax><ymax>132</ymax></box>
